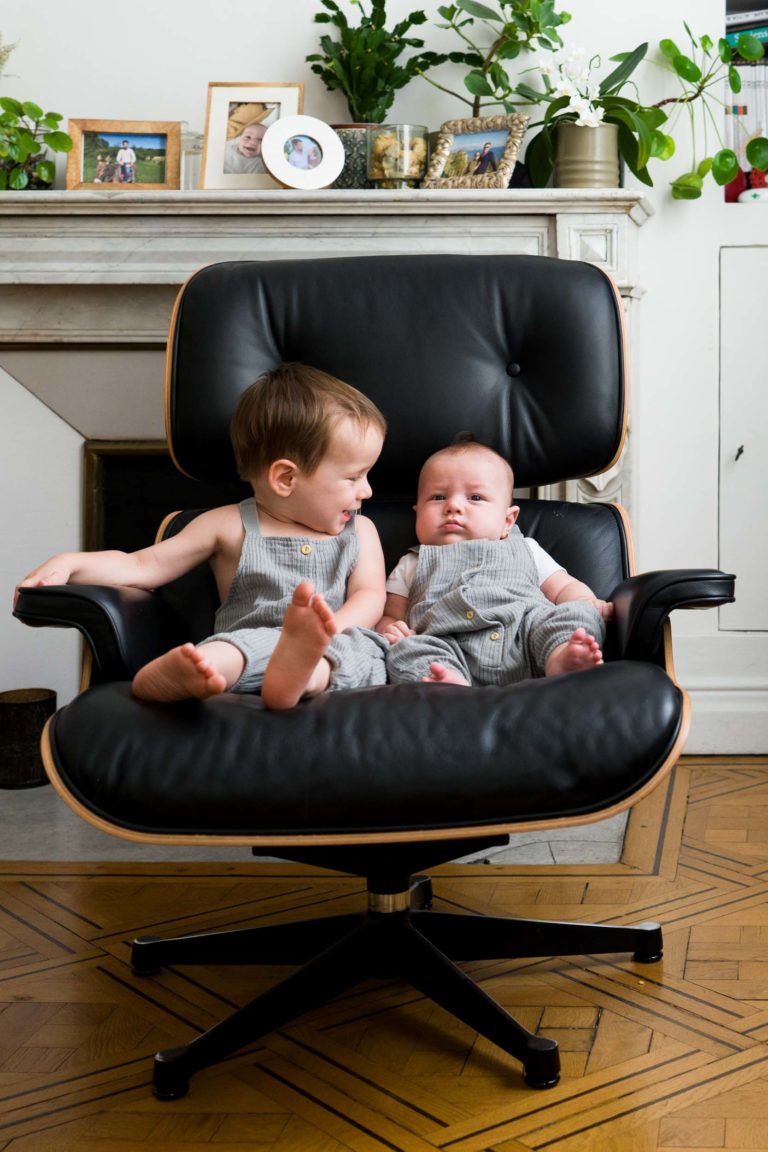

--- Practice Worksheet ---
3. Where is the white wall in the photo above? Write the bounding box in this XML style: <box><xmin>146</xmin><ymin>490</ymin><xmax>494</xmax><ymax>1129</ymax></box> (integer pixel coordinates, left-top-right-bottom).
<box><xmin>2</xmin><ymin>0</ymin><xmax>766</xmax><ymax>747</ymax></box>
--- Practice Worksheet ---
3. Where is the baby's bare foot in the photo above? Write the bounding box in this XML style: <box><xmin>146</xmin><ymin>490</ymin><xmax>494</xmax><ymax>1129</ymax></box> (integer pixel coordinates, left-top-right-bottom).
<box><xmin>261</xmin><ymin>581</ymin><xmax>338</xmax><ymax>710</ymax></box>
<box><xmin>545</xmin><ymin>628</ymin><xmax>604</xmax><ymax>677</ymax></box>
<box><xmin>422</xmin><ymin>661</ymin><xmax>471</xmax><ymax>686</ymax></box>
<box><xmin>132</xmin><ymin>643</ymin><xmax>228</xmax><ymax>702</ymax></box>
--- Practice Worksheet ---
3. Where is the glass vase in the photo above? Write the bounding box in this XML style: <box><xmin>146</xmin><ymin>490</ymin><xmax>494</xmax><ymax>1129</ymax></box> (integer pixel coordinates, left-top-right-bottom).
<box><xmin>367</xmin><ymin>124</ymin><xmax>428</xmax><ymax>188</ymax></box>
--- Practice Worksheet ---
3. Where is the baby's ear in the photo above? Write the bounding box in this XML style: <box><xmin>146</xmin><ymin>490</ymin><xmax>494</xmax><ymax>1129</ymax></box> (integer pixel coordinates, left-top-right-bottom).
<box><xmin>267</xmin><ymin>458</ymin><xmax>298</xmax><ymax>496</ymax></box>
<box><xmin>506</xmin><ymin>504</ymin><xmax>520</xmax><ymax>530</ymax></box>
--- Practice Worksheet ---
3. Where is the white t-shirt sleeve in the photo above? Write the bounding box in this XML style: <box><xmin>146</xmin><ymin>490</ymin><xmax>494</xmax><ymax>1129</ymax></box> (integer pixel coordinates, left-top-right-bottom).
<box><xmin>386</xmin><ymin>538</ymin><xmax>563</xmax><ymax>596</ymax></box>
<box><xmin>525</xmin><ymin>536</ymin><xmax>565</xmax><ymax>584</ymax></box>
<box><xmin>386</xmin><ymin>551</ymin><xmax>418</xmax><ymax>596</ymax></box>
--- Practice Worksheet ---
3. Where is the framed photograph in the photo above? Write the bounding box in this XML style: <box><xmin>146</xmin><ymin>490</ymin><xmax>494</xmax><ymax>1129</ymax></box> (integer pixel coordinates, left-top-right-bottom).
<box><xmin>421</xmin><ymin>114</ymin><xmax>528</xmax><ymax>189</ymax></box>
<box><xmin>200</xmin><ymin>82</ymin><xmax>304</xmax><ymax>190</ymax></box>
<box><xmin>66</xmin><ymin>120</ymin><xmax>181</xmax><ymax>190</ymax></box>
<box><xmin>261</xmin><ymin>115</ymin><xmax>344</xmax><ymax>190</ymax></box>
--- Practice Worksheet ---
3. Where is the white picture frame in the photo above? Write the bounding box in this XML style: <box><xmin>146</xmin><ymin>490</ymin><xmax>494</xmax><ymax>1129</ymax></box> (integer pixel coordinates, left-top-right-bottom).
<box><xmin>261</xmin><ymin>115</ymin><xmax>345</xmax><ymax>190</ymax></box>
<box><xmin>200</xmin><ymin>82</ymin><xmax>304</xmax><ymax>190</ymax></box>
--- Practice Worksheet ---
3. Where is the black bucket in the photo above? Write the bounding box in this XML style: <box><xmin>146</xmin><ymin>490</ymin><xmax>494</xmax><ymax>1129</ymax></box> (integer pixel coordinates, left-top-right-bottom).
<box><xmin>0</xmin><ymin>688</ymin><xmax>56</xmax><ymax>788</ymax></box>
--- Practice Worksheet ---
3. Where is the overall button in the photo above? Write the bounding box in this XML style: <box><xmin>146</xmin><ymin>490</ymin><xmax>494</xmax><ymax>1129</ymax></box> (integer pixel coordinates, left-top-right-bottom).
<box><xmin>466</xmin><ymin>610</ymin><xmax>474</xmax><ymax>619</ymax></box>
<box><xmin>300</xmin><ymin>544</ymin><xmax>312</xmax><ymax>555</ymax></box>
<box><xmin>490</xmin><ymin>631</ymin><xmax>500</xmax><ymax>641</ymax></box>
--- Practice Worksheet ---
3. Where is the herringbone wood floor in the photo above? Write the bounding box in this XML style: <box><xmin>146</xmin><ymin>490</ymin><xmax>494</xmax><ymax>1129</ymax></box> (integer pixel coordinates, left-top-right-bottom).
<box><xmin>0</xmin><ymin>756</ymin><xmax>767</xmax><ymax>1151</ymax></box>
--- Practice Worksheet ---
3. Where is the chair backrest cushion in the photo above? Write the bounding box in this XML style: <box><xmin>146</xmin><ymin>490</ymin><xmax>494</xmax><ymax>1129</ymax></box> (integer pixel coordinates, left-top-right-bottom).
<box><xmin>167</xmin><ymin>254</ymin><xmax>626</xmax><ymax>494</ymax></box>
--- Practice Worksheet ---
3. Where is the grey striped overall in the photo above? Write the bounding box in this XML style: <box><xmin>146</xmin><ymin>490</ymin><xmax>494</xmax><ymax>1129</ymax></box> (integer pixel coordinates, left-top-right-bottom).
<box><xmin>386</xmin><ymin>528</ymin><xmax>605</xmax><ymax>686</ymax></box>
<box><xmin>202</xmin><ymin>499</ymin><xmax>387</xmax><ymax>694</ymax></box>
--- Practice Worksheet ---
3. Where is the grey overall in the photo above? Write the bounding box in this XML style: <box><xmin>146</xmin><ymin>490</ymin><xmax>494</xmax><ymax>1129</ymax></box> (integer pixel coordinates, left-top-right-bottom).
<box><xmin>386</xmin><ymin>528</ymin><xmax>605</xmax><ymax>686</ymax></box>
<box><xmin>202</xmin><ymin>499</ymin><xmax>387</xmax><ymax>694</ymax></box>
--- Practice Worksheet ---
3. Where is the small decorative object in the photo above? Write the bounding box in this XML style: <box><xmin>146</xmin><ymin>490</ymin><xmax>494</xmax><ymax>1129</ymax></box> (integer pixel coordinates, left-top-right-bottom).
<box><xmin>367</xmin><ymin>123</ymin><xmax>428</xmax><ymax>187</ymax></box>
<box><xmin>306</xmin><ymin>0</ymin><xmax>448</xmax><ymax>125</ymax></box>
<box><xmin>200</xmin><ymin>82</ymin><xmax>303</xmax><ymax>190</ymax></box>
<box><xmin>553</xmin><ymin>121</ymin><xmax>619</xmax><ymax>188</ymax></box>
<box><xmin>66</xmin><ymin>119</ymin><xmax>180</xmax><ymax>190</ymax></box>
<box><xmin>421</xmin><ymin>113</ymin><xmax>528</xmax><ymax>189</ymax></box>
<box><xmin>261</xmin><ymin>115</ymin><xmax>344</xmax><ymax>189</ymax></box>
<box><xmin>330</xmin><ymin>124</ymin><xmax>375</xmax><ymax>189</ymax></box>
<box><xmin>0</xmin><ymin>98</ymin><xmax>72</xmax><ymax>190</ymax></box>
<box><xmin>0</xmin><ymin>688</ymin><xmax>56</xmax><ymax>788</ymax></box>
<box><xmin>180</xmin><ymin>122</ymin><xmax>205</xmax><ymax>190</ymax></box>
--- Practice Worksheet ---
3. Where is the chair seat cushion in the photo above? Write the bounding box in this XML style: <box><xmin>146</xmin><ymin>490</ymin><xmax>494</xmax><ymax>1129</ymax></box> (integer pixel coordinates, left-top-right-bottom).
<box><xmin>48</xmin><ymin>662</ymin><xmax>683</xmax><ymax>839</ymax></box>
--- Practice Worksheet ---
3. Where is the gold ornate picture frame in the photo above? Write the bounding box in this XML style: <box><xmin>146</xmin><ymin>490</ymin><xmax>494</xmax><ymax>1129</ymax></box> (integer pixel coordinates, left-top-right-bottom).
<box><xmin>66</xmin><ymin>120</ymin><xmax>180</xmax><ymax>190</ymax></box>
<box><xmin>421</xmin><ymin>113</ymin><xmax>528</xmax><ymax>189</ymax></box>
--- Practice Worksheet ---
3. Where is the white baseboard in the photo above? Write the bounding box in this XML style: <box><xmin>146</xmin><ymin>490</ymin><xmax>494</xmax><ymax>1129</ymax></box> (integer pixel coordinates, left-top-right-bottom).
<box><xmin>685</xmin><ymin>689</ymin><xmax>768</xmax><ymax>754</ymax></box>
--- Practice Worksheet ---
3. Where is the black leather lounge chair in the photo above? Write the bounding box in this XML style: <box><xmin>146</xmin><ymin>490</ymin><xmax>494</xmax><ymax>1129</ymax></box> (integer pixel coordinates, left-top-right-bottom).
<box><xmin>14</xmin><ymin>254</ymin><xmax>735</xmax><ymax>1098</ymax></box>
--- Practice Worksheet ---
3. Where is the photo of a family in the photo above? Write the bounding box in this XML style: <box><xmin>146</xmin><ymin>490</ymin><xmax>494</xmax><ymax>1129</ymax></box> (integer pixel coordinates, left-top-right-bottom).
<box><xmin>443</xmin><ymin>131</ymin><xmax>508</xmax><ymax>179</ymax></box>
<box><xmin>85</xmin><ymin>133</ymin><xmax>166</xmax><ymax>184</ymax></box>
<box><xmin>284</xmin><ymin>134</ymin><xmax>322</xmax><ymax>169</ymax></box>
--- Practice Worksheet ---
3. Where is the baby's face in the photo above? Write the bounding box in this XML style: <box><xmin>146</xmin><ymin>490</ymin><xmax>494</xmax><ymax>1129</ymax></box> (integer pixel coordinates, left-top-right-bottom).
<box><xmin>415</xmin><ymin>448</ymin><xmax>518</xmax><ymax>546</ymax></box>
<box><xmin>238</xmin><ymin>125</ymin><xmax>265</xmax><ymax>158</ymax></box>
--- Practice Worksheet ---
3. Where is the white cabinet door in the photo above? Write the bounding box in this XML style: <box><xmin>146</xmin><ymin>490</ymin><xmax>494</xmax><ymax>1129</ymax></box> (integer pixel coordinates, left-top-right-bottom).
<box><xmin>720</xmin><ymin>246</ymin><xmax>768</xmax><ymax>630</ymax></box>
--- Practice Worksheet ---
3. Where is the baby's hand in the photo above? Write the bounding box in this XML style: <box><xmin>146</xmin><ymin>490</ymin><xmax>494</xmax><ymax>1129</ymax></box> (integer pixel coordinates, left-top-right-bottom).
<box><xmin>14</xmin><ymin>557</ymin><xmax>73</xmax><ymax>608</ymax></box>
<box><xmin>594</xmin><ymin>598</ymin><xmax>614</xmax><ymax>621</ymax></box>
<box><xmin>377</xmin><ymin>619</ymin><xmax>414</xmax><ymax>646</ymax></box>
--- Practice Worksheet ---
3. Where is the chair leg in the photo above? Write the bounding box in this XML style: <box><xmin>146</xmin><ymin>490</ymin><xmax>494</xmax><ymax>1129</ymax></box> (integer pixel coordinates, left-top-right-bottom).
<box><xmin>132</xmin><ymin>913</ymin><xmax>364</xmax><ymax>973</ymax></box>
<box><xmin>413</xmin><ymin>911</ymin><xmax>663</xmax><ymax>964</ymax></box>
<box><xmin>395</xmin><ymin>917</ymin><xmax>560</xmax><ymax>1088</ymax></box>
<box><xmin>151</xmin><ymin>919</ymin><xmax>372</xmax><ymax>1100</ymax></box>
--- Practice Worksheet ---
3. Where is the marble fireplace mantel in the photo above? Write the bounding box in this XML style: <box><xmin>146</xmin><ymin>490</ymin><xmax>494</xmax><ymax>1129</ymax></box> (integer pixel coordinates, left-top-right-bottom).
<box><xmin>0</xmin><ymin>188</ymin><xmax>651</xmax><ymax>343</ymax></box>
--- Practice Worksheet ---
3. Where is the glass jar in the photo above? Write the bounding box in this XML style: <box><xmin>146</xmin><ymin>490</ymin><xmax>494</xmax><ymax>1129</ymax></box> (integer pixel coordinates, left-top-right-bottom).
<box><xmin>367</xmin><ymin>124</ymin><xmax>428</xmax><ymax>188</ymax></box>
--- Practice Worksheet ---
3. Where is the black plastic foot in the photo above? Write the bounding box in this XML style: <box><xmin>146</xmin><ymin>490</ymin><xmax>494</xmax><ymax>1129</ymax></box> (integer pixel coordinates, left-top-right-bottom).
<box><xmin>410</xmin><ymin>875</ymin><xmax>433</xmax><ymax>909</ymax></box>
<box><xmin>523</xmin><ymin>1036</ymin><xmax>561</xmax><ymax>1089</ymax></box>
<box><xmin>152</xmin><ymin>1047</ymin><xmax>191</xmax><ymax>1100</ymax></box>
<box><xmin>131</xmin><ymin>935</ymin><xmax>163</xmax><ymax>976</ymax></box>
<box><xmin>632</xmin><ymin>922</ymin><xmax>663</xmax><ymax>964</ymax></box>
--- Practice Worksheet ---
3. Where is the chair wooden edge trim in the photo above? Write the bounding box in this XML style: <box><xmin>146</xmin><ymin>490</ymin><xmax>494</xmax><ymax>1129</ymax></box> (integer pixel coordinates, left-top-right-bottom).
<box><xmin>583</xmin><ymin>267</ymin><xmax>629</xmax><ymax>481</ymax></box>
<box><xmin>164</xmin><ymin>271</ymin><xmax>195</xmax><ymax>480</ymax></box>
<box><xmin>610</xmin><ymin>500</ymin><xmax>637</xmax><ymax>577</ymax></box>
<box><xmin>39</xmin><ymin>687</ymin><xmax>691</xmax><ymax>850</ymax></box>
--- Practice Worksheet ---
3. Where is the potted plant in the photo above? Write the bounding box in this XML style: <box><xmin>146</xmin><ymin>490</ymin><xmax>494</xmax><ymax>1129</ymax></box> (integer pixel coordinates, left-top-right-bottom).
<box><xmin>0</xmin><ymin>97</ymin><xmax>72</xmax><ymax>189</ymax></box>
<box><xmin>422</xmin><ymin>0</ymin><xmax>572</xmax><ymax>115</ymax></box>
<box><xmin>518</xmin><ymin>24</ymin><xmax>768</xmax><ymax>198</ymax></box>
<box><xmin>306</xmin><ymin>0</ymin><xmax>449</xmax><ymax>124</ymax></box>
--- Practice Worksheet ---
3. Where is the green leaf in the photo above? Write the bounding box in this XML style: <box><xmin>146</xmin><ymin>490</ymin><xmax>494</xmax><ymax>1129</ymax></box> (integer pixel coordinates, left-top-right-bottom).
<box><xmin>20</xmin><ymin>100</ymin><xmax>43</xmax><ymax>120</ymax></box>
<box><xmin>746</xmin><ymin>135</ymin><xmax>768</xmax><ymax>169</ymax></box>
<box><xmin>719</xmin><ymin>37</ymin><xmax>733</xmax><ymax>63</ymax></box>
<box><xmin>9</xmin><ymin>166</ymin><xmax>29</xmax><ymax>189</ymax></box>
<box><xmin>659</xmin><ymin>38</ymin><xmax>680</xmax><ymax>60</ymax></box>
<box><xmin>43</xmin><ymin>130</ymin><xmax>72</xmax><ymax>152</ymax></box>
<box><xmin>0</xmin><ymin>169</ymin><xmax>7</xmax><ymax>190</ymax></box>
<box><xmin>736</xmin><ymin>33</ymin><xmax>765</xmax><ymax>62</ymax></box>
<box><xmin>711</xmin><ymin>151</ymin><xmax>740</xmax><ymax>183</ymax></box>
<box><xmin>464</xmin><ymin>70</ymin><xmax>495</xmax><ymax>95</ymax></box>
<box><xmin>524</xmin><ymin>126</ymin><xmax>554</xmax><ymax>187</ymax></box>
<box><xmin>35</xmin><ymin>158</ymin><xmax>55</xmax><ymax>184</ymax></box>
<box><xmin>697</xmin><ymin>156</ymin><xmax>713</xmax><ymax>178</ymax></box>
<box><xmin>672</xmin><ymin>54</ymin><xmax>702</xmax><ymax>83</ymax></box>
<box><xmin>670</xmin><ymin>171</ymin><xmax>703</xmax><ymax>198</ymax></box>
<box><xmin>651</xmin><ymin>131</ymin><xmax>675</xmax><ymax>161</ymax></box>
<box><xmin>455</xmin><ymin>0</ymin><xmax>500</xmax><ymax>19</ymax></box>
<box><xmin>0</xmin><ymin>95</ymin><xmax>23</xmax><ymax>116</ymax></box>
<box><xmin>700</xmin><ymin>34</ymin><xmax>713</xmax><ymax>54</ymax></box>
<box><xmin>729</xmin><ymin>66</ymin><xmax>742</xmax><ymax>93</ymax></box>
<box><xmin>599</xmin><ymin>42</ymin><xmax>647</xmax><ymax>95</ymax></box>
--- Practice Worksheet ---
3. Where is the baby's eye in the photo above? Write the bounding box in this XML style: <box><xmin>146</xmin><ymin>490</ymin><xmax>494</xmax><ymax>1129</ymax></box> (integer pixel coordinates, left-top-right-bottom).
<box><xmin>469</xmin><ymin>494</ymin><xmax>485</xmax><ymax>501</ymax></box>
<box><xmin>429</xmin><ymin>494</ymin><xmax>446</xmax><ymax>502</ymax></box>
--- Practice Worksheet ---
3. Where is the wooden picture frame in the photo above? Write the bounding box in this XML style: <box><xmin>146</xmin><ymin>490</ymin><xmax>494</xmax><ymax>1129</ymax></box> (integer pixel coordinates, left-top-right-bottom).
<box><xmin>421</xmin><ymin>114</ymin><xmax>528</xmax><ymax>189</ymax></box>
<box><xmin>261</xmin><ymin>115</ymin><xmax>344</xmax><ymax>190</ymax></box>
<box><xmin>200</xmin><ymin>82</ymin><xmax>304</xmax><ymax>190</ymax></box>
<box><xmin>66</xmin><ymin>120</ymin><xmax>181</xmax><ymax>190</ymax></box>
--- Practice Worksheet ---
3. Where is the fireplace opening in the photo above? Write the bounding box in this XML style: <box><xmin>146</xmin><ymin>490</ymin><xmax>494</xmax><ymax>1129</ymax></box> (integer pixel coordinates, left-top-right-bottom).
<box><xmin>84</xmin><ymin>441</ymin><xmax>249</xmax><ymax>552</ymax></box>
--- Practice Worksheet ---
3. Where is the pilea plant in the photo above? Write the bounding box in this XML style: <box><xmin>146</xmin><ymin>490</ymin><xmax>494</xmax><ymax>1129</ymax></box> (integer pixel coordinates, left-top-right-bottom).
<box><xmin>0</xmin><ymin>97</ymin><xmax>72</xmax><ymax>189</ymax></box>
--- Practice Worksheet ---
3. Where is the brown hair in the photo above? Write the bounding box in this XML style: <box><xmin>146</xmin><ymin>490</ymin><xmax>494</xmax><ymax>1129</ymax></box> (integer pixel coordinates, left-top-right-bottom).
<box><xmin>419</xmin><ymin>433</ymin><xmax>515</xmax><ymax>501</ymax></box>
<box><xmin>230</xmin><ymin>362</ymin><xmax>387</xmax><ymax>481</ymax></box>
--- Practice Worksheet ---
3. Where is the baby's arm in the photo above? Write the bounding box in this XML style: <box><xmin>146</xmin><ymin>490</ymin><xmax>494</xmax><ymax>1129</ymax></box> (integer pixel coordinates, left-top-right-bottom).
<box><xmin>540</xmin><ymin>569</ymin><xmax>614</xmax><ymax>621</ymax></box>
<box><xmin>375</xmin><ymin>592</ymin><xmax>413</xmax><ymax>645</ymax></box>
<box><xmin>334</xmin><ymin>514</ymin><xmax>387</xmax><ymax>631</ymax></box>
<box><xmin>14</xmin><ymin>506</ymin><xmax>230</xmax><ymax>608</ymax></box>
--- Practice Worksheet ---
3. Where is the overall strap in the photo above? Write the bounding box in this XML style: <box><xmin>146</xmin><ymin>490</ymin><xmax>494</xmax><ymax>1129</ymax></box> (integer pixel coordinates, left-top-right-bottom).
<box><xmin>239</xmin><ymin>498</ymin><xmax>261</xmax><ymax>536</ymax></box>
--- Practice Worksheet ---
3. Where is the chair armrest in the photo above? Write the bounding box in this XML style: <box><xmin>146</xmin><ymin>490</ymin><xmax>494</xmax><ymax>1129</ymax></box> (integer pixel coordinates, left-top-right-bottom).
<box><xmin>610</xmin><ymin>569</ymin><xmax>736</xmax><ymax>662</ymax></box>
<box><xmin>13</xmin><ymin>584</ymin><xmax>188</xmax><ymax>683</ymax></box>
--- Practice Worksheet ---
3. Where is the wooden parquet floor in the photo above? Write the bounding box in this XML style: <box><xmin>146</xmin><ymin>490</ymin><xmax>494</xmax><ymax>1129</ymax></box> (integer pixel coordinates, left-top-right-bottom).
<box><xmin>1</xmin><ymin>756</ymin><xmax>767</xmax><ymax>1151</ymax></box>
